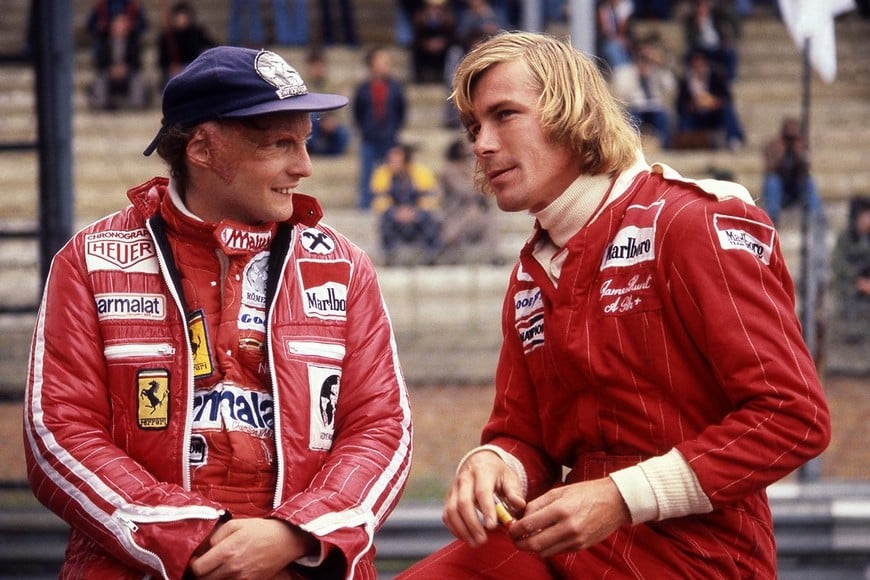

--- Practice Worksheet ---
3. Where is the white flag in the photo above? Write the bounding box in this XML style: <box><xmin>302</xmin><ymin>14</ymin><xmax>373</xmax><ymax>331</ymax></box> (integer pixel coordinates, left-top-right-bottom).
<box><xmin>778</xmin><ymin>0</ymin><xmax>856</xmax><ymax>83</ymax></box>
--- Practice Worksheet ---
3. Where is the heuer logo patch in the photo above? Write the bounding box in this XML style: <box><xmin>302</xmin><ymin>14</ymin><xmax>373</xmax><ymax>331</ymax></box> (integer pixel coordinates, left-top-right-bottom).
<box><xmin>600</xmin><ymin>201</ymin><xmax>664</xmax><ymax>270</ymax></box>
<box><xmin>85</xmin><ymin>229</ymin><xmax>158</xmax><ymax>273</ymax></box>
<box><xmin>187</xmin><ymin>310</ymin><xmax>214</xmax><ymax>379</ymax></box>
<box><xmin>138</xmin><ymin>369</ymin><xmax>169</xmax><ymax>429</ymax></box>
<box><xmin>713</xmin><ymin>214</ymin><xmax>775</xmax><ymax>265</ymax></box>
<box><xmin>297</xmin><ymin>259</ymin><xmax>351</xmax><ymax>320</ymax></box>
<box><xmin>95</xmin><ymin>293</ymin><xmax>166</xmax><ymax>321</ymax></box>
<box><xmin>300</xmin><ymin>228</ymin><xmax>335</xmax><ymax>255</ymax></box>
<box><xmin>216</xmin><ymin>223</ymin><xmax>274</xmax><ymax>255</ymax></box>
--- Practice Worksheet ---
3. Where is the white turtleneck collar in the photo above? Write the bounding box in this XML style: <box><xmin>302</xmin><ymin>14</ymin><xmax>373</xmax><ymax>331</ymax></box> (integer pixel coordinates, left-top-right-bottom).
<box><xmin>534</xmin><ymin>154</ymin><xmax>650</xmax><ymax>247</ymax></box>
<box><xmin>530</xmin><ymin>155</ymin><xmax>649</xmax><ymax>285</ymax></box>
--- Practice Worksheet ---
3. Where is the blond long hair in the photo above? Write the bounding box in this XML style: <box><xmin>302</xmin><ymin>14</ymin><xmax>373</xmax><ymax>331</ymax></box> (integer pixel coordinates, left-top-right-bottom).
<box><xmin>451</xmin><ymin>31</ymin><xmax>640</xmax><ymax>178</ymax></box>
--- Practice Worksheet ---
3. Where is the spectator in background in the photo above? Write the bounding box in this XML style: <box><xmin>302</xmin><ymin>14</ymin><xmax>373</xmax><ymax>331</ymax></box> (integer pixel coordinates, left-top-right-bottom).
<box><xmin>761</xmin><ymin>116</ymin><xmax>823</xmax><ymax>226</ymax></box>
<box><xmin>610</xmin><ymin>36</ymin><xmax>677</xmax><ymax>149</ymax></box>
<box><xmin>228</xmin><ymin>0</ymin><xmax>310</xmax><ymax>46</ymax></box>
<box><xmin>683</xmin><ymin>0</ymin><xmax>741</xmax><ymax>82</ymax></box>
<box><xmin>675</xmin><ymin>49</ymin><xmax>745</xmax><ymax>150</ymax></box>
<box><xmin>830</xmin><ymin>195</ymin><xmax>870</xmax><ymax>344</ymax></box>
<box><xmin>158</xmin><ymin>2</ymin><xmax>216</xmax><ymax>89</ymax></box>
<box><xmin>439</xmin><ymin>138</ymin><xmax>499</xmax><ymax>264</ymax></box>
<box><xmin>411</xmin><ymin>0</ymin><xmax>456</xmax><ymax>84</ymax></box>
<box><xmin>372</xmin><ymin>144</ymin><xmax>443</xmax><ymax>266</ymax></box>
<box><xmin>319</xmin><ymin>0</ymin><xmax>359</xmax><ymax>45</ymax></box>
<box><xmin>304</xmin><ymin>49</ymin><xmax>351</xmax><ymax>156</ymax></box>
<box><xmin>444</xmin><ymin>0</ymin><xmax>508</xmax><ymax>126</ymax></box>
<box><xmin>596</xmin><ymin>0</ymin><xmax>635</xmax><ymax>72</ymax></box>
<box><xmin>352</xmin><ymin>46</ymin><xmax>408</xmax><ymax>209</ymax></box>
<box><xmin>227</xmin><ymin>0</ymin><xmax>266</xmax><ymax>46</ymax></box>
<box><xmin>86</xmin><ymin>0</ymin><xmax>148</xmax><ymax>45</ymax></box>
<box><xmin>88</xmin><ymin>11</ymin><xmax>149</xmax><ymax>110</ymax></box>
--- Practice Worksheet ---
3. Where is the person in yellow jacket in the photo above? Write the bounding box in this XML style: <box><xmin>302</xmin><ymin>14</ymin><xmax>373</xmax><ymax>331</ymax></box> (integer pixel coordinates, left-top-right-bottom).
<box><xmin>371</xmin><ymin>143</ymin><xmax>443</xmax><ymax>265</ymax></box>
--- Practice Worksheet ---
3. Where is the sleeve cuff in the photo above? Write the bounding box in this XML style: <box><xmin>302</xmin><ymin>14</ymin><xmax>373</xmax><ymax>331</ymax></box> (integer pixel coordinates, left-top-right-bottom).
<box><xmin>295</xmin><ymin>540</ymin><xmax>330</xmax><ymax>567</ymax></box>
<box><xmin>609</xmin><ymin>449</ymin><xmax>713</xmax><ymax>524</ymax></box>
<box><xmin>457</xmin><ymin>444</ymin><xmax>529</xmax><ymax>498</ymax></box>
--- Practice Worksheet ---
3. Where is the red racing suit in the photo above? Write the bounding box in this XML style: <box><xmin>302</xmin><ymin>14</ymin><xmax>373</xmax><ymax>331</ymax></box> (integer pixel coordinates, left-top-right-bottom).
<box><xmin>23</xmin><ymin>177</ymin><xmax>413</xmax><ymax>579</ymax></box>
<box><xmin>483</xmin><ymin>164</ymin><xmax>831</xmax><ymax>577</ymax></box>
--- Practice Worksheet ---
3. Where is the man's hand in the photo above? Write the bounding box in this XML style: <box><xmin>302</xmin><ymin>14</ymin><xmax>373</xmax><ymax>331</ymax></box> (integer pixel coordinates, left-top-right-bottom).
<box><xmin>442</xmin><ymin>450</ymin><xmax>526</xmax><ymax>548</ymax></box>
<box><xmin>508</xmin><ymin>478</ymin><xmax>630</xmax><ymax>558</ymax></box>
<box><xmin>188</xmin><ymin>518</ymin><xmax>317</xmax><ymax>579</ymax></box>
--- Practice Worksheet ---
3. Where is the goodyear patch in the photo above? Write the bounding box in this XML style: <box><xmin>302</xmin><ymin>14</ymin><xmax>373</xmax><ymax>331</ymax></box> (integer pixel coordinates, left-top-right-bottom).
<box><xmin>187</xmin><ymin>310</ymin><xmax>214</xmax><ymax>379</ymax></box>
<box><xmin>137</xmin><ymin>369</ymin><xmax>169</xmax><ymax>429</ymax></box>
<box><xmin>514</xmin><ymin>287</ymin><xmax>544</xmax><ymax>354</ymax></box>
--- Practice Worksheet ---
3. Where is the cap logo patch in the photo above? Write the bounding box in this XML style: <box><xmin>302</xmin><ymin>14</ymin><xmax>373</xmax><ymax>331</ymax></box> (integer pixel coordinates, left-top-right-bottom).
<box><xmin>255</xmin><ymin>50</ymin><xmax>308</xmax><ymax>99</ymax></box>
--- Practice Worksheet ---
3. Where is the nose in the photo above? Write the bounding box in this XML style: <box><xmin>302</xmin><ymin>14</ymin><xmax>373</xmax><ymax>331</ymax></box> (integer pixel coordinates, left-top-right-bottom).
<box><xmin>472</xmin><ymin>123</ymin><xmax>497</xmax><ymax>157</ymax></box>
<box><xmin>291</xmin><ymin>145</ymin><xmax>313</xmax><ymax>178</ymax></box>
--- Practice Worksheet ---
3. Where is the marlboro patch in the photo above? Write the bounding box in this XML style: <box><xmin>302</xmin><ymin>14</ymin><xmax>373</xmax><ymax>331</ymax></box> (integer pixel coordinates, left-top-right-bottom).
<box><xmin>137</xmin><ymin>369</ymin><xmax>169</xmax><ymax>429</ymax></box>
<box><xmin>187</xmin><ymin>310</ymin><xmax>214</xmax><ymax>379</ymax></box>
<box><xmin>297</xmin><ymin>259</ymin><xmax>352</xmax><ymax>321</ymax></box>
<box><xmin>713</xmin><ymin>214</ymin><xmax>775</xmax><ymax>265</ymax></box>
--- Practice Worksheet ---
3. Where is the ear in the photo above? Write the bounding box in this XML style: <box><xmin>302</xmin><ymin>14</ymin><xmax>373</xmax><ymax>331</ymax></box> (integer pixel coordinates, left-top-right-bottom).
<box><xmin>186</xmin><ymin>127</ymin><xmax>212</xmax><ymax>169</ymax></box>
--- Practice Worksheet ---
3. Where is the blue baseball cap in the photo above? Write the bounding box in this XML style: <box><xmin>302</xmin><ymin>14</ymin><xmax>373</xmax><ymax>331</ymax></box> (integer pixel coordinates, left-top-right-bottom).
<box><xmin>143</xmin><ymin>46</ymin><xmax>348</xmax><ymax>156</ymax></box>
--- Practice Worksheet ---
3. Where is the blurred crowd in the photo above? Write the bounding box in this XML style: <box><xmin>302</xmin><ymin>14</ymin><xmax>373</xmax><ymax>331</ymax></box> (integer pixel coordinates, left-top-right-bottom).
<box><xmin>75</xmin><ymin>0</ymin><xmax>869</xmax><ymax>343</ymax></box>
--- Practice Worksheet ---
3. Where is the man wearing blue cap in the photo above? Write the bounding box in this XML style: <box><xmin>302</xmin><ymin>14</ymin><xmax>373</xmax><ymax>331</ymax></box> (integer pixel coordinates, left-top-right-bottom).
<box><xmin>24</xmin><ymin>47</ymin><xmax>413</xmax><ymax>579</ymax></box>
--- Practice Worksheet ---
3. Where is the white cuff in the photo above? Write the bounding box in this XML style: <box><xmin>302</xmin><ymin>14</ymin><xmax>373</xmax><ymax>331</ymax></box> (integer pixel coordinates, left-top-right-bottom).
<box><xmin>295</xmin><ymin>540</ymin><xmax>330</xmax><ymax>567</ymax></box>
<box><xmin>610</xmin><ymin>449</ymin><xmax>712</xmax><ymax>524</ymax></box>
<box><xmin>457</xmin><ymin>444</ymin><xmax>529</xmax><ymax>498</ymax></box>
<box><xmin>609</xmin><ymin>465</ymin><xmax>658</xmax><ymax>524</ymax></box>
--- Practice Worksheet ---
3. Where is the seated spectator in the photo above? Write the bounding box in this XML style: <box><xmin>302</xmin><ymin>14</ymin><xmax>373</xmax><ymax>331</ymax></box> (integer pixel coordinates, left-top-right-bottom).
<box><xmin>675</xmin><ymin>49</ymin><xmax>745</xmax><ymax>150</ymax></box>
<box><xmin>830</xmin><ymin>195</ymin><xmax>870</xmax><ymax>344</ymax></box>
<box><xmin>411</xmin><ymin>0</ymin><xmax>455</xmax><ymax>84</ymax></box>
<box><xmin>304</xmin><ymin>50</ymin><xmax>351</xmax><ymax>156</ymax></box>
<box><xmin>88</xmin><ymin>11</ymin><xmax>149</xmax><ymax>110</ymax></box>
<box><xmin>309</xmin><ymin>112</ymin><xmax>351</xmax><ymax>156</ymax></box>
<box><xmin>597</xmin><ymin>0</ymin><xmax>635</xmax><ymax>72</ymax></box>
<box><xmin>610</xmin><ymin>37</ymin><xmax>677</xmax><ymax>149</ymax></box>
<box><xmin>439</xmin><ymin>139</ymin><xmax>499</xmax><ymax>263</ymax></box>
<box><xmin>761</xmin><ymin>116</ymin><xmax>823</xmax><ymax>226</ymax></box>
<box><xmin>158</xmin><ymin>2</ymin><xmax>216</xmax><ymax>89</ymax></box>
<box><xmin>683</xmin><ymin>0</ymin><xmax>741</xmax><ymax>82</ymax></box>
<box><xmin>371</xmin><ymin>144</ymin><xmax>443</xmax><ymax>266</ymax></box>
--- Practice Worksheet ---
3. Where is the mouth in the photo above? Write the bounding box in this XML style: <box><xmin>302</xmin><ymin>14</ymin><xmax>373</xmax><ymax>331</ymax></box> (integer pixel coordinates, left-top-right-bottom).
<box><xmin>485</xmin><ymin>165</ymin><xmax>513</xmax><ymax>181</ymax></box>
<box><xmin>272</xmin><ymin>187</ymin><xmax>296</xmax><ymax>196</ymax></box>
